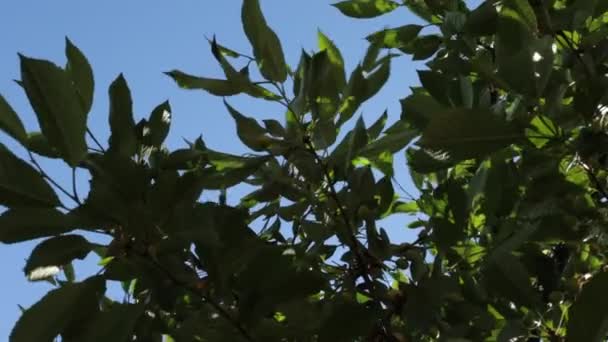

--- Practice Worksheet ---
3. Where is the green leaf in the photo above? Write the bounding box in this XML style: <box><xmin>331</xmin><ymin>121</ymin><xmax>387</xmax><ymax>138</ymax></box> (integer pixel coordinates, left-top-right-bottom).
<box><xmin>19</xmin><ymin>55</ymin><xmax>87</xmax><ymax>167</ymax></box>
<box><xmin>567</xmin><ymin>271</ymin><xmax>608</xmax><ymax>342</ymax></box>
<box><xmin>242</xmin><ymin>0</ymin><xmax>287</xmax><ymax>82</ymax></box>
<box><xmin>24</xmin><ymin>235</ymin><xmax>93</xmax><ymax>279</ymax></box>
<box><xmin>0</xmin><ymin>144</ymin><xmax>60</xmax><ymax>208</ymax></box>
<box><xmin>400</xmin><ymin>91</ymin><xmax>444</xmax><ymax>130</ymax></box>
<box><xmin>332</xmin><ymin>0</ymin><xmax>400</xmax><ymax>18</ymax></box>
<box><xmin>465</xmin><ymin>1</ymin><xmax>499</xmax><ymax>36</ymax></box>
<box><xmin>419</xmin><ymin>108</ymin><xmax>523</xmax><ymax>161</ymax></box>
<box><xmin>108</xmin><ymin>74</ymin><xmax>137</xmax><ymax>157</ymax></box>
<box><xmin>27</xmin><ymin>132</ymin><xmax>60</xmax><ymax>158</ymax></box>
<box><xmin>526</xmin><ymin>115</ymin><xmax>560</xmax><ymax>148</ymax></box>
<box><xmin>209</xmin><ymin>37</ymin><xmax>281</xmax><ymax>100</ymax></box>
<box><xmin>145</xmin><ymin>100</ymin><xmax>171</xmax><ymax>148</ymax></box>
<box><xmin>358</xmin><ymin>122</ymin><xmax>417</xmax><ymax>158</ymax></box>
<box><xmin>76</xmin><ymin>303</ymin><xmax>144</xmax><ymax>341</ymax></box>
<box><xmin>225</xmin><ymin>100</ymin><xmax>271</xmax><ymax>151</ymax></box>
<box><xmin>0</xmin><ymin>208</ymin><xmax>79</xmax><ymax>244</ymax></box>
<box><xmin>339</xmin><ymin>58</ymin><xmax>391</xmax><ymax>124</ymax></box>
<box><xmin>198</xmin><ymin>155</ymin><xmax>269</xmax><ymax>189</ymax></box>
<box><xmin>401</xmin><ymin>35</ymin><xmax>442</xmax><ymax>60</ymax></box>
<box><xmin>165</xmin><ymin>70</ymin><xmax>241</xmax><ymax>96</ymax></box>
<box><xmin>484</xmin><ymin>252</ymin><xmax>540</xmax><ymax>307</ymax></box>
<box><xmin>0</xmin><ymin>94</ymin><xmax>27</xmax><ymax>145</ymax></box>
<box><xmin>65</xmin><ymin>38</ymin><xmax>94</xmax><ymax>114</ymax></box>
<box><xmin>317</xmin><ymin>30</ymin><xmax>347</xmax><ymax>90</ymax></box>
<box><xmin>402</xmin><ymin>0</ymin><xmax>434</xmax><ymax>23</ymax></box>
<box><xmin>10</xmin><ymin>276</ymin><xmax>105</xmax><ymax>342</ymax></box>
<box><xmin>309</xmin><ymin>51</ymin><xmax>343</xmax><ymax>120</ymax></box>
<box><xmin>366</xmin><ymin>24</ymin><xmax>423</xmax><ymax>48</ymax></box>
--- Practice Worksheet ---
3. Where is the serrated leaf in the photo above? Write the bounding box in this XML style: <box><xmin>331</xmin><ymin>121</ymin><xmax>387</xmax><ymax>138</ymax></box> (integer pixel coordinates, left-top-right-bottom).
<box><xmin>0</xmin><ymin>144</ymin><xmax>59</xmax><ymax>208</ymax></box>
<box><xmin>0</xmin><ymin>94</ymin><xmax>27</xmax><ymax>145</ymax></box>
<box><xmin>65</xmin><ymin>38</ymin><xmax>94</xmax><ymax>114</ymax></box>
<box><xmin>567</xmin><ymin>271</ymin><xmax>608</xmax><ymax>342</ymax></box>
<box><xmin>0</xmin><ymin>208</ymin><xmax>80</xmax><ymax>244</ymax></box>
<box><xmin>24</xmin><ymin>235</ymin><xmax>93</xmax><ymax>278</ymax></box>
<box><xmin>19</xmin><ymin>55</ymin><xmax>87</xmax><ymax>166</ymax></box>
<box><xmin>10</xmin><ymin>276</ymin><xmax>105</xmax><ymax>342</ymax></box>
<box><xmin>332</xmin><ymin>0</ymin><xmax>400</xmax><ymax>18</ymax></box>
<box><xmin>108</xmin><ymin>74</ymin><xmax>137</xmax><ymax>157</ymax></box>
<box><xmin>242</xmin><ymin>0</ymin><xmax>287</xmax><ymax>82</ymax></box>
<box><xmin>419</xmin><ymin>108</ymin><xmax>523</xmax><ymax>161</ymax></box>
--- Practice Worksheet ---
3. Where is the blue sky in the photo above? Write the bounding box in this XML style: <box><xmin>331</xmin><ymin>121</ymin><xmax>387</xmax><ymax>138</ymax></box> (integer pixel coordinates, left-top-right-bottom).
<box><xmin>0</xmin><ymin>0</ymin><xmax>425</xmax><ymax>336</ymax></box>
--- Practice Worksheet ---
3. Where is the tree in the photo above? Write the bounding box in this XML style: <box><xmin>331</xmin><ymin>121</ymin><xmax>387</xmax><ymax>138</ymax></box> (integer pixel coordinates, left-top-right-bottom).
<box><xmin>1</xmin><ymin>0</ymin><xmax>608</xmax><ymax>340</ymax></box>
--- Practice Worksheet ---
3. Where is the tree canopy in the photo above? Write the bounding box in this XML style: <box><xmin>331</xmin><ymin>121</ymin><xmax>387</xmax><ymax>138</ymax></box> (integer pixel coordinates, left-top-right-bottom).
<box><xmin>2</xmin><ymin>0</ymin><xmax>608</xmax><ymax>340</ymax></box>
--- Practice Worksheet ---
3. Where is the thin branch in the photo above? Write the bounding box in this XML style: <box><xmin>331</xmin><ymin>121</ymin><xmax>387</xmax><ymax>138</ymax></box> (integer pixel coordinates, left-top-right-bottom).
<box><xmin>28</xmin><ymin>151</ymin><xmax>79</xmax><ymax>206</ymax></box>
<box><xmin>87</xmin><ymin>128</ymin><xmax>105</xmax><ymax>153</ymax></box>
<box><xmin>580</xmin><ymin>161</ymin><xmax>608</xmax><ymax>200</ymax></box>
<box><xmin>71</xmin><ymin>167</ymin><xmax>82</xmax><ymax>205</ymax></box>
<box><xmin>391</xmin><ymin>176</ymin><xmax>416</xmax><ymax>201</ymax></box>
<box><xmin>144</xmin><ymin>257</ymin><xmax>256</xmax><ymax>342</ymax></box>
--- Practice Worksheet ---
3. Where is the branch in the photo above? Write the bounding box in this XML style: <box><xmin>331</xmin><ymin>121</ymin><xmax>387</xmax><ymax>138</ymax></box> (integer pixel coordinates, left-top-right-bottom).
<box><xmin>28</xmin><ymin>151</ymin><xmax>78</xmax><ymax>207</ymax></box>
<box><xmin>143</xmin><ymin>256</ymin><xmax>256</xmax><ymax>342</ymax></box>
<box><xmin>87</xmin><ymin>128</ymin><xmax>106</xmax><ymax>153</ymax></box>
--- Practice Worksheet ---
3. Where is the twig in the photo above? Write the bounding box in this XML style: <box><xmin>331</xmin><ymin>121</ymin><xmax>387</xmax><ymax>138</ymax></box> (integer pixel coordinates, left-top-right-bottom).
<box><xmin>71</xmin><ymin>167</ymin><xmax>81</xmax><ymax>205</ymax></box>
<box><xmin>580</xmin><ymin>161</ymin><xmax>608</xmax><ymax>200</ymax></box>
<box><xmin>87</xmin><ymin>128</ymin><xmax>105</xmax><ymax>153</ymax></box>
<box><xmin>391</xmin><ymin>176</ymin><xmax>416</xmax><ymax>201</ymax></box>
<box><xmin>28</xmin><ymin>151</ymin><xmax>79</xmax><ymax>206</ymax></box>
<box><xmin>145</xmin><ymin>257</ymin><xmax>256</xmax><ymax>342</ymax></box>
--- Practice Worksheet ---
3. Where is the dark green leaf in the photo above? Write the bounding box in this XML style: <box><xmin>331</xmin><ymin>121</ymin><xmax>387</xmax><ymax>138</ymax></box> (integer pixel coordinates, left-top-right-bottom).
<box><xmin>76</xmin><ymin>303</ymin><xmax>144</xmax><ymax>342</ymax></box>
<box><xmin>419</xmin><ymin>108</ymin><xmax>523</xmax><ymax>161</ymax></box>
<box><xmin>332</xmin><ymin>0</ymin><xmax>400</xmax><ymax>18</ymax></box>
<box><xmin>465</xmin><ymin>1</ymin><xmax>499</xmax><ymax>36</ymax></box>
<box><xmin>567</xmin><ymin>271</ymin><xmax>608</xmax><ymax>342</ymax></box>
<box><xmin>318</xmin><ymin>30</ymin><xmax>347</xmax><ymax>91</ymax></box>
<box><xmin>108</xmin><ymin>74</ymin><xmax>137</xmax><ymax>157</ymax></box>
<box><xmin>145</xmin><ymin>100</ymin><xmax>171</xmax><ymax>148</ymax></box>
<box><xmin>0</xmin><ymin>94</ymin><xmax>27</xmax><ymax>145</ymax></box>
<box><xmin>400</xmin><ymin>91</ymin><xmax>444</xmax><ymax>130</ymax></box>
<box><xmin>0</xmin><ymin>208</ymin><xmax>79</xmax><ymax>244</ymax></box>
<box><xmin>0</xmin><ymin>144</ymin><xmax>60</xmax><ymax>208</ymax></box>
<box><xmin>366</xmin><ymin>24</ymin><xmax>423</xmax><ymax>48</ymax></box>
<box><xmin>27</xmin><ymin>132</ymin><xmax>60</xmax><ymax>158</ymax></box>
<box><xmin>242</xmin><ymin>0</ymin><xmax>287</xmax><ymax>82</ymax></box>
<box><xmin>24</xmin><ymin>235</ymin><xmax>93</xmax><ymax>279</ymax></box>
<box><xmin>65</xmin><ymin>38</ymin><xmax>94</xmax><ymax>114</ymax></box>
<box><xmin>225</xmin><ymin>100</ymin><xmax>271</xmax><ymax>151</ymax></box>
<box><xmin>165</xmin><ymin>70</ymin><xmax>241</xmax><ymax>96</ymax></box>
<box><xmin>19</xmin><ymin>55</ymin><xmax>87</xmax><ymax>166</ymax></box>
<box><xmin>10</xmin><ymin>276</ymin><xmax>105</xmax><ymax>342</ymax></box>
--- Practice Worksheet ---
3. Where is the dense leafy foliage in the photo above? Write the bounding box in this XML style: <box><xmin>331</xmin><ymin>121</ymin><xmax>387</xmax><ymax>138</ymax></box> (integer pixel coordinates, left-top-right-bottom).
<box><xmin>2</xmin><ymin>0</ymin><xmax>608</xmax><ymax>340</ymax></box>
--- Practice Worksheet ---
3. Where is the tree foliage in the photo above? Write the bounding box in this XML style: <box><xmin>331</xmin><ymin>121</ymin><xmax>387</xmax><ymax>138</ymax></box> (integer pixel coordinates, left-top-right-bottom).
<box><xmin>2</xmin><ymin>0</ymin><xmax>608</xmax><ymax>340</ymax></box>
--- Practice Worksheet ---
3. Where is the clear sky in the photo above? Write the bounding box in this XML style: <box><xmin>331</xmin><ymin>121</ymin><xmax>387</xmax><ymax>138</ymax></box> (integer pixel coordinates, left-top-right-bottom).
<box><xmin>0</xmin><ymin>0</ymin><xmax>424</xmax><ymax>336</ymax></box>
